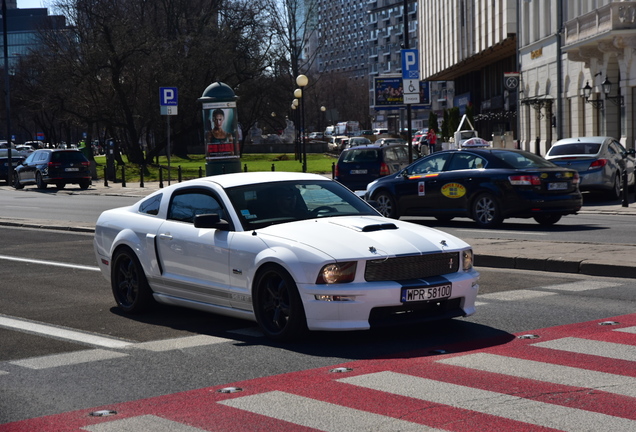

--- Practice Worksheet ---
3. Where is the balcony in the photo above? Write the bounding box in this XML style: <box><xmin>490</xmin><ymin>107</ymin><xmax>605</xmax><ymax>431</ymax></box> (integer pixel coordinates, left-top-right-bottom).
<box><xmin>564</xmin><ymin>2</ymin><xmax>636</xmax><ymax>48</ymax></box>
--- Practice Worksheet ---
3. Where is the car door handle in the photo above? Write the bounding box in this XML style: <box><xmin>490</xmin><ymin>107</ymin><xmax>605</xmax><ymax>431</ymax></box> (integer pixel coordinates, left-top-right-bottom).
<box><xmin>159</xmin><ymin>233</ymin><xmax>173</xmax><ymax>240</ymax></box>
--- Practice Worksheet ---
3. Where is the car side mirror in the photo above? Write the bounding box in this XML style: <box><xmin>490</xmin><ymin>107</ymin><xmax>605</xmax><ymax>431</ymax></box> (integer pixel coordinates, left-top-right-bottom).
<box><xmin>194</xmin><ymin>213</ymin><xmax>231</xmax><ymax>231</ymax></box>
<box><xmin>627</xmin><ymin>148</ymin><xmax>636</xmax><ymax>156</ymax></box>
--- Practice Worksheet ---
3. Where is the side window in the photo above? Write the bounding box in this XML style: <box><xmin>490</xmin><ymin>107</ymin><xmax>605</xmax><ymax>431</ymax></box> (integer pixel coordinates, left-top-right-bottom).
<box><xmin>139</xmin><ymin>194</ymin><xmax>162</xmax><ymax>215</ymax></box>
<box><xmin>393</xmin><ymin>146</ymin><xmax>409</xmax><ymax>162</ymax></box>
<box><xmin>410</xmin><ymin>154</ymin><xmax>451</xmax><ymax>174</ymax></box>
<box><xmin>447</xmin><ymin>153</ymin><xmax>482</xmax><ymax>171</ymax></box>
<box><xmin>24</xmin><ymin>153</ymin><xmax>36</xmax><ymax>164</ymax></box>
<box><xmin>384</xmin><ymin>148</ymin><xmax>397</xmax><ymax>162</ymax></box>
<box><xmin>167</xmin><ymin>190</ymin><xmax>224</xmax><ymax>223</ymax></box>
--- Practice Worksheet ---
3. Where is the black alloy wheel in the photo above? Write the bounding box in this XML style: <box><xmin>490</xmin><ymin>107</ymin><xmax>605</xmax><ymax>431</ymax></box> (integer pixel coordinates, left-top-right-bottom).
<box><xmin>253</xmin><ymin>264</ymin><xmax>307</xmax><ymax>341</ymax></box>
<box><xmin>13</xmin><ymin>172</ymin><xmax>23</xmax><ymax>190</ymax></box>
<box><xmin>35</xmin><ymin>172</ymin><xmax>47</xmax><ymax>189</ymax></box>
<box><xmin>111</xmin><ymin>248</ymin><xmax>154</xmax><ymax>313</ymax></box>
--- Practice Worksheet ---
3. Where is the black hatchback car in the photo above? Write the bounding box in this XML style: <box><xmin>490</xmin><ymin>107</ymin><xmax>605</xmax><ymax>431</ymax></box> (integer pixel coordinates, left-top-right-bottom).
<box><xmin>334</xmin><ymin>144</ymin><xmax>414</xmax><ymax>191</ymax></box>
<box><xmin>365</xmin><ymin>148</ymin><xmax>582</xmax><ymax>228</ymax></box>
<box><xmin>13</xmin><ymin>149</ymin><xmax>91</xmax><ymax>190</ymax></box>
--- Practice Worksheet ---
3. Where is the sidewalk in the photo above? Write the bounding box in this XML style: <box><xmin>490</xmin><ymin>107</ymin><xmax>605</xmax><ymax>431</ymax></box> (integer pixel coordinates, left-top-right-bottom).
<box><xmin>3</xmin><ymin>178</ymin><xmax>636</xmax><ymax>278</ymax></box>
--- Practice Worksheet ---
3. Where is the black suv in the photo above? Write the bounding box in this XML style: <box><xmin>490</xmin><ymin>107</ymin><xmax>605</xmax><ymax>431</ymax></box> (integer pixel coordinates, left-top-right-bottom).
<box><xmin>13</xmin><ymin>149</ymin><xmax>91</xmax><ymax>190</ymax></box>
<box><xmin>334</xmin><ymin>144</ymin><xmax>413</xmax><ymax>191</ymax></box>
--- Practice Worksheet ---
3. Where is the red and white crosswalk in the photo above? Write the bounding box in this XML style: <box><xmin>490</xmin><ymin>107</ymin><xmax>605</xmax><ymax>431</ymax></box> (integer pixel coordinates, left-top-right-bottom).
<box><xmin>3</xmin><ymin>314</ymin><xmax>636</xmax><ymax>432</ymax></box>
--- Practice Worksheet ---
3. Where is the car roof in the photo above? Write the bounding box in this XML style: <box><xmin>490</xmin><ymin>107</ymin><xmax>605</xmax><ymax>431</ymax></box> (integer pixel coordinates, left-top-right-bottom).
<box><xmin>175</xmin><ymin>171</ymin><xmax>329</xmax><ymax>189</ymax></box>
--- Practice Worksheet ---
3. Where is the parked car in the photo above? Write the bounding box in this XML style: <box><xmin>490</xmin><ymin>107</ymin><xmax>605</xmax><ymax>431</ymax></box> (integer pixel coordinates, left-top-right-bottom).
<box><xmin>335</xmin><ymin>143</ymin><xmax>413</xmax><ymax>191</ymax></box>
<box><xmin>365</xmin><ymin>148</ymin><xmax>582</xmax><ymax>228</ymax></box>
<box><xmin>308</xmin><ymin>132</ymin><xmax>324</xmax><ymax>140</ymax></box>
<box><xmin>375</xmin><ymin>138</ymin><xmax>407</xmax><ymax>146</ymax></box>
<box><xmin>13</xmin><ymin>148</ymin><xmax>92</xmax><ymax>190</ymax></box>
<box><xmin>342</xmin><ymin>136</ymin><xmax>372</xmax><ymax>150</ymax></box>
<box><xmin>545</xmin><ymin>136</ymin><xmax>635</xmax><ymax>199</ymax></box>
<box><xmin>94</xmin><ymin>172</ymin><xmax>480</xmax><ymax>340</ymax></box>
<box><xmin>0</xmin><ymin>149</ymin><xmax>26</xmax><ymax>183</ymax></box>
<box><xmin>373</xmin><ymin>128</ymin><xmax>388</xmax><ymax>135</ymax></box>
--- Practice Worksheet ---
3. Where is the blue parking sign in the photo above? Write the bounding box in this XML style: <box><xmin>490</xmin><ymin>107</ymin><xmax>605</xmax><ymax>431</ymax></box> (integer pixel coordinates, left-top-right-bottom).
<box><xmin>401</xmin><ymin>49</ymin><xmax>419</xmax><ymax>80</ymax></box>
<box><xmin>160</xmin><ymin>87</ymin><xmax>178</xmax><ymax>106</ymax></box>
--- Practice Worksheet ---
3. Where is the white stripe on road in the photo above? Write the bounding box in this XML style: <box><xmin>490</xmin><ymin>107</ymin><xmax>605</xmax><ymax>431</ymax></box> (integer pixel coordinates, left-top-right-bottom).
<box><xmin>437</xmin><ymin>352</ymin><xmax>636</xmax><ymax>397</ymax></box>
<box><xmin>219</xmin><ymin>391</ymin><xmax>442</xmax><ymax>432</ymax></box>
<box><xmin>10</xmin><ymin>349</ymin><xmax>128</xmax><ymax>370</ymax></box>
<box><xmin>477</xmin><ymin>289</ymin><xmax>557</xmax><ymax>301</ymax></box>
<box><xmin>0</xmin><ymin>254</ymin><xmax>99</xmax><ymax>271</ymax></box>
<box><xmin>457</xmin><ymin>229</ymin><xmax>547</xmax><ymax>236</ymax></box>
<box><xmin>543</xmin><ymin>281</ymin><xmax>619</xmax><ymax>292</ymax></box>
<box><xmin>0</xmin><ymin>316</ymin><xmax>133</xmax><ymax>349</ymax></box>
<box><xmin>133</xmin><ymin>335</ymin><xmax>232</xmax><ymax>352</ymax></box>
<box><xmin>532</xmin><ymin>337</ymin><xmax>636</xmax><ymax>362</ymax></box>
<box><xmin>615</xmin><ymin>326</ymin><xmax>636</xmax><ymax>334</ymax></box>
<box><xmin>339</xmin><ymin>372</ymin><xmax>636</xmax><ymax>432</ymax></box>
<box><xmin>82</xmin><ymin>415</ymin><xmax>208</xmax><ymax>432</ymax></box>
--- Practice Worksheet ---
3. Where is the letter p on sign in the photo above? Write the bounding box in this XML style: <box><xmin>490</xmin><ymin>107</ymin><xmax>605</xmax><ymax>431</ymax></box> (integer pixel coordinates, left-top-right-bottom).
<box><xmin>160</xmin><ymin>87</ymin><xmax>178</xmax><ymax>106</ymax></box>
<box><xmin>401</xmin><ymin>49</ymin><xmax>420</xmax><ymax>80</ymax></box>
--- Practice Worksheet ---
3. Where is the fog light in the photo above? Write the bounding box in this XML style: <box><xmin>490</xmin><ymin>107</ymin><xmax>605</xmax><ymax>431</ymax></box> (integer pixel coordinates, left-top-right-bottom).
<box><xmin>314</xmin><ymin>295</ymin><xmax>355</xmax><ymax>302</ymax></box>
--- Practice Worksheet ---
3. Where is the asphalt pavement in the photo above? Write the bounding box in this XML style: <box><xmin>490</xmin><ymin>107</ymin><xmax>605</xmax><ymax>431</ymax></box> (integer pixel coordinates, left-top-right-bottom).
<box><xmin>2</xmin><ymin>178</ymin><xmax>636</xmax><ymax>278</ymax></box>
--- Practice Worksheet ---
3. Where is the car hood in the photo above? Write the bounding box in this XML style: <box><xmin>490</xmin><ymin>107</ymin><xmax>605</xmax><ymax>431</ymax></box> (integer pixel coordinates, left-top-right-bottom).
<box><xmin>256</xmin><ymin>216</ymin><xmax>469</xmax><ymax>260</ymax></box>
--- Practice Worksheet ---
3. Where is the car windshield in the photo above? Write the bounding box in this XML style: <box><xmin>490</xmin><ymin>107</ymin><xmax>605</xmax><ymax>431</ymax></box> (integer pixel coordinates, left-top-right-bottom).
<box><xmin>492</xmin><ymin>150</ymin><xmax>557</xmax><ymax>169</ymax></box>
<box><xmin>225</xmin><ymin>180</ymin><xmax>378</xmax><ymax>230</ymax></box>
<box><xmin>547</xmin><ymin>143</ymin><xmax>601</xmax><ymax>156</ymax></box>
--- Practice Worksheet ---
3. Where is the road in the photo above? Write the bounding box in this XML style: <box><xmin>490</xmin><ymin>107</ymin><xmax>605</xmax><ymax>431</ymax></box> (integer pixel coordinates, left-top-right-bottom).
<box><xmin>1</xmin><ymin>225</ymin><xmax>635</xmax><ymax>430</ymax></box>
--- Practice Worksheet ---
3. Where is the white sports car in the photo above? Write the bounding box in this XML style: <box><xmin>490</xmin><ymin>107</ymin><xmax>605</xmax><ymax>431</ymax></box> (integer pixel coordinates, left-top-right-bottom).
<box><xmin>94</xmin><ymin>171</ymin><xmax>480</xmax><ymax>340</ymax></box>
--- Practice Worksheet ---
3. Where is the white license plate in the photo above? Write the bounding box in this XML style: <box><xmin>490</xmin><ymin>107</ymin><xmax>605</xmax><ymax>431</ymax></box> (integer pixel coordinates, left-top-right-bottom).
<box><xmin>548</xmin><ymin>182</ymin><xmax>567</xmax><ymax>190</ymax></box>
<box><xmin>65</xmin><ymin>167</ymin><xmax>79</xmax><ymax>172</ymax></box>
<box><xmin>401</xmin><ymin>284</ymin><xmax>452</xmax><ymax>302</ymax></box>
<box><xmin>350</xmin><ymin>169</ymin><xmax>367</xmax><ymax>174</ymax></box>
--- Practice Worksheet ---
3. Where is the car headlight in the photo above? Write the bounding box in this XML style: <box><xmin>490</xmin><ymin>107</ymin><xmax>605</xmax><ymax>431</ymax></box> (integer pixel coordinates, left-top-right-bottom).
<box><xmin>463</xmin><ymin>249</ymin><xmax>474</xmax><ymax>271</ymax></box>
<box><xmin>316</xmin><ymin>262</ymin><xmax>357</xmax><ymax>284</ymax></box>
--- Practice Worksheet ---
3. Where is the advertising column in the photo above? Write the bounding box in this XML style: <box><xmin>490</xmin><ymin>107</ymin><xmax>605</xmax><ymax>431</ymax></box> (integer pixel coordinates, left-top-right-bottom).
<box><xmin>198</xmin><ymin>82</ymin><xmax>241</xmax><ymax>175</ymax></box>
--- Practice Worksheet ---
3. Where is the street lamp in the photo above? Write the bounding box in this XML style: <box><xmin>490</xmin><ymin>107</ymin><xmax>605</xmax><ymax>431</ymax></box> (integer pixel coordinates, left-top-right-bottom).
<box><xmin>581</xmin><ymin>81</ymin><xmax>603</xmax><ymax>109</ymax></box>
<box><xmin>602</xmin><ymin>76</ymin><xmax>623</xmax><ymax>106</ymax></box>
<box><xmin>296</xmin><ymin>74</ymin><xmax>308</xmax><ymax>172</ymax></box>
<box><xmin>292</xmin><ymin>101</ymin><xmax>299</xmax><ymax>161</ymax></box>
<box><xmin>320</xmin><ymin>106</ymin><xmax>326</xmax><ymax>133</ymax></box>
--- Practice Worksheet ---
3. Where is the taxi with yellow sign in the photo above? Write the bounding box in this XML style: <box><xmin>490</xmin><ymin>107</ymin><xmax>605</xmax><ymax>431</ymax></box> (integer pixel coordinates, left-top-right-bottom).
<box><xmin>364</xmin><ymin>148</ymin><xmax>582</xmax><ymax>228</ymax></box>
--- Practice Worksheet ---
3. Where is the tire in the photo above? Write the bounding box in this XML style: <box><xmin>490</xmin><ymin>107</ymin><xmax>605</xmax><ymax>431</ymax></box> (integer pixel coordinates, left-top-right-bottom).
<box><xmin>36</xmin><ymin>172</ymin><xmax>47</xmax><ymax>189</ymax></box>
<box><xmin>111</xmin><ymin>247</ymin><xmax>154</xmax><ymax>313</ymax></box>
<box><xmin>472</xmin><ymin>193</ymin><xmax>503</xmax><ymax>228</ymax></box>
<box><xmin>79</xmin><ymin>179</ymin><xmax>90</xmax><ymax>190</ymax></box>
<box><xmin>533</xmin><ymin>214</ymin><xmax>562</xmax><ymax>226</ymax></box>
<box><xmin>374</xmin><ymin>191</ymin><xmax>399</xmax><ymax>219</ymax></box>
<box><xmin>252</xmin><ymin>264</ymin><xmax>307</xmax><ymax>341</ymax></box>
<box><xmin>13</xmin><ymin>172</ymin><xmax>23</xmax><ymax>190</ymax></box>
<box><xmin>610</xmin><ymin>172</ymin><xmax>621</xmax><ymax>200</ymax></box>
<box><xmin>56</xmin><ymin>182</ymin><xmax>66</xmax><ymax>189</ymax></box>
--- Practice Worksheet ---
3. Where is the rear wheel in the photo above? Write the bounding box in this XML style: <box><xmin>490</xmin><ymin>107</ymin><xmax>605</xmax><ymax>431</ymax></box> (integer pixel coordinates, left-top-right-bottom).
<box><xmin>56</xmin><ymin>182</ymin><xmax>66</xmax><ymax>189</ymax></box>
<box><xmin>533</xmin><ymin>214</ymin><xmax>562</xmax><ymax>225</ymax></box>
<box><xmin>35</xmin><ymin>172</ymin><xmax>47</xmax><ymax>189</ymax></box>
<box><xmin>79</xmin><ymin>179</ymin><xmax>90</xmax><ymax>189</ymax></box>
<box><xmin>435</xmin><ymin>216</ymin><xmax>454</xmax><ymax>222</ymax></box>
<box><xmin>374</xmin><ymin>191</ymin><xmax>399</xmax><ymax>219</ymax></box>
<box><xmin>610</xmin><ymin>172</ymin><xmax>621</xmax><ymax>200</ymax></box>
<box><xmin>472</xmin><ymin>193</ymin><xmax>503</xmax><ymax>228</ymax></box>
<box><xmin>111</xmin><ymin>248</ymin><xmax>154</xmax><ymax>313</ymax></box>
<box><xmin>253</xmin><ymin>264</ymin><xmax>307</xmax><ymax>341</ymax></box>
<box><xmin>13</xmin><ymin>173</ymin><xmax>23</xmax><ymax>190</ymax></box>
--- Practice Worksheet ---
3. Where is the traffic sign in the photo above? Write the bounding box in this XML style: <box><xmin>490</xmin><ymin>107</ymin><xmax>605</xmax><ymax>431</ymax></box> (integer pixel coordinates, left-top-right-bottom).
<box><xmin>403</xmin><ymin>93</ymin><xmax>420</xmax><ymax>104</ymax></box>
<box><xmin>401</xmin><ymin>49</ymin><xmax>419</xmax><ymax>80</ymax></box>
<box><xmin>160</xmin><ymin>87</ymin><xmax>178</xmax><ymax>106</ymax></box>
<box><xmin>504</xmin><ymin>73</ymin><xmax>519</xmax><ymax>90</ymax></box>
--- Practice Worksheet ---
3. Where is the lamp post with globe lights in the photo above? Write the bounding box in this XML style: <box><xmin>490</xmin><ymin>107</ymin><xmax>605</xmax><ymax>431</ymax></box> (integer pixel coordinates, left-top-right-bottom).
<box><xmin>296</xmin><ymin>74</ymin><xmax>308</xmax><ymax>172</ymax></box>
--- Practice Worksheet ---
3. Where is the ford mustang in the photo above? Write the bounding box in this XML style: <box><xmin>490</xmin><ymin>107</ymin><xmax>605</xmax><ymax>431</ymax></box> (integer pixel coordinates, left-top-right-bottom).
<box><xmin>94</xmin><ymin>172</ymin><xmax>479</xmax><ymax>340</ymax></box>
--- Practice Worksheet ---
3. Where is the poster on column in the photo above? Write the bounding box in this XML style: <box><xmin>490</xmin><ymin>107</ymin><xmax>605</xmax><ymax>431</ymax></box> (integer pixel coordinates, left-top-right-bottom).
<box><xmin>202</xmin><ymin>101</ymin><xmax>238</xmax><ymax>160</ymax></box>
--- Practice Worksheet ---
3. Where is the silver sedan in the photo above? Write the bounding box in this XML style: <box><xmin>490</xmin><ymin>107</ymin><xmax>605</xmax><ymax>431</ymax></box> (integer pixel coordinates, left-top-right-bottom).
<box><xmin>545</xmin><ymin>136</ymin><xmax>635</xmax><ymax>199</ymax></box>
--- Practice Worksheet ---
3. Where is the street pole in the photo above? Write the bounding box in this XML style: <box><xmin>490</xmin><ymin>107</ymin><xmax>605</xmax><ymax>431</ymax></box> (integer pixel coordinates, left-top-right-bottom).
<box><xmin>2</xmin><ymin>0</ymin><xmax>13</xmax><ymax>187</ymax></box>
<box><xmin>403</xmin><ymin>0</ymin><xmax>413</xmax><ymax>161</ymax></box>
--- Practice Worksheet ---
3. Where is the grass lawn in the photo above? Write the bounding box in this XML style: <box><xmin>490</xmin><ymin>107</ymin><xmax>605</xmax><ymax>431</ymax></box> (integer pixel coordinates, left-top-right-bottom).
<box><xmin>93</xmin><ymin>153</ymin><xmax>337</xmax><ymax>182</ymax></box>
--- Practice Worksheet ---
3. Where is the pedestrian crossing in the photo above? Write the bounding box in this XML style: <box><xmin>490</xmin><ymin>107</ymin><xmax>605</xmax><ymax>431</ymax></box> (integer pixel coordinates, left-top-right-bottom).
<box><xmin>4</xmin><ymin>314</ymin><xmax>635</xmax><ymax>432</ymax></box>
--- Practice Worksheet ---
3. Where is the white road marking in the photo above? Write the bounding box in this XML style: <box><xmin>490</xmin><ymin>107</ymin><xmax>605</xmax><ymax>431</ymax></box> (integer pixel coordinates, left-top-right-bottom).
<box><xmin>0</xmin><ymin>315</ymin><xmax>133</xmax><ymax>349</ymax></box>
<box><xmin>615</xmin><ymin>326</ymin><xmax>636</xmax><ymax>334</ymax></box>
<box><xmin>133</xmin><ymin>335</ymin><xmax>231</xmax><ymax>351</ymax></box>
<box><xmin>339</xmin><ymin>371</ymin><xmax>636</xmax><ymax>432</ymax></box>
<box><xmin>543</xmin><ymin>281</ymin><xmax>619</xmax><ymax>292</ymax></box>
<box><xmin>82</xmin><ymin>414</ymin><xmax>208</xmax><ymax>432</ymax></box>
<box><xmin>0</xmin><ymin>254</ymin><xmax>99</xmax><ymax>271</ymax></box>
<box><xmin>532</xmin><ymin>337</ymin><xmax>636</xmax><ymax>361</ymax></box>
<box><xmin>457</xmin><ymin>229</ymin><xmax>547</xmax><ymax>236</ymax></box>
<box><xmin>437</xmin><ymin>352</ymin><xmax>636</xmax><ymax>397</ymax></box>
<box><xmin>10</xmin><ymin>349</ymin><xmax>128</xmax><ymax>370</ymax></box>
<box><xmin>477</xmin><ymin>289</ymin><xmax>557</xmax><ymax>301</ymax></box>
<box><xmin>219</xmin><ymin>390</ymin><xmax>441</xmax><ymax>432</ymax></box>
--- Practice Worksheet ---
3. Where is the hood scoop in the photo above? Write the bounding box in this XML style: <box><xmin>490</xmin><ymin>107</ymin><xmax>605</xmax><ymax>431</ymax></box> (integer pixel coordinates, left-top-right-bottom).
<box><xmin>361</xmin><ymin>223</ymin><xmax>398</xmax><ymax>232</ymax></box>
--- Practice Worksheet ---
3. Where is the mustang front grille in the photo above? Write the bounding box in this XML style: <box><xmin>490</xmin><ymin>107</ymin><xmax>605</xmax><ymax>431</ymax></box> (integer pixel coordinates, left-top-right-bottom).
<box><xmin>364</xmin><ymin>252</ymin><xmax>460</xmax><ymax>281</ymax></box>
